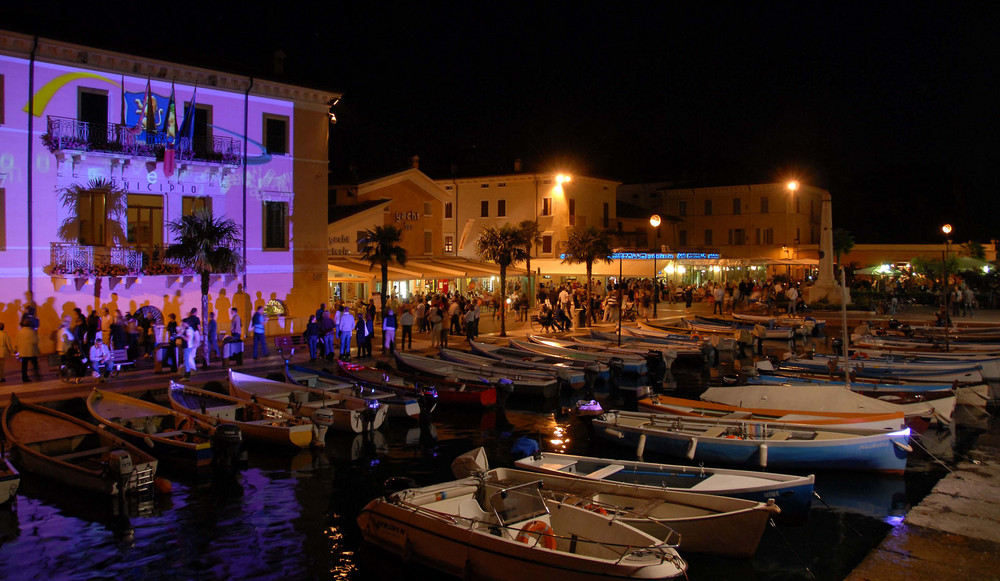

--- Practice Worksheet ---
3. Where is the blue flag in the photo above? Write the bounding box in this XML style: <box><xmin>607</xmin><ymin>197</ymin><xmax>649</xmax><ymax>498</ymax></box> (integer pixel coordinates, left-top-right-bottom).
<box><xmin>178</xmin><ymin>86</ymin><xmax>197</xmax><ymax>151</ymax></box>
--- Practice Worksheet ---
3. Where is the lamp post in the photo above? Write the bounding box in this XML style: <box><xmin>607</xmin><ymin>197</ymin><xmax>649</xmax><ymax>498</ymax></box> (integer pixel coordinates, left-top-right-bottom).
<box><xmin>615</xmin><ymin>249</ymin><xmax>623</xmax><ymax>347</ymax></box>
<box><xmin>942</xmin><ymin>224</ymin><xmax>952</xmax><ymax>341</ymax></box>
<box><xmin>650</xmin><ymin>214</ymin><xmax>661</xmax><ymax>318</ymax></box>
<box><xmin>786</xmin><ymin>181</ymin><xmax>798</xmax><ymax>278</ymax></box>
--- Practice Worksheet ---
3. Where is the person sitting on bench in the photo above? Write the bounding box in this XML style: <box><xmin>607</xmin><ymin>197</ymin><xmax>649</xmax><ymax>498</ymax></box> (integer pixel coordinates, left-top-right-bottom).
<box><xmin>89</xmin><ymin>337</ymin><xmax>113</xmax><ymax>379</ymax></box>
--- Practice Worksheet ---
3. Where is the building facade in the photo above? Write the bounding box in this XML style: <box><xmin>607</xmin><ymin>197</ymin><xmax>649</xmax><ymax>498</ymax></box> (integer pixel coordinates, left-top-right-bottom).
<box><xmin>0</xmin><ymin>31</ymin><xmax>338</xmax><ymax>351</ymax></box>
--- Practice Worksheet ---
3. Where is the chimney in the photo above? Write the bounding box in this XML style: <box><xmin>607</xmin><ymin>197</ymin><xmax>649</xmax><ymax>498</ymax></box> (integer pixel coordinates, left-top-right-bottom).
<box><xmin>514</xmin><ymin>158</ymin><xmax>522</xmax><ymax>172</ymax></box>
<box><xmin>411</xmin><ymin>155</ymin><xmax>420</xmax><ymax>169</ymax></box>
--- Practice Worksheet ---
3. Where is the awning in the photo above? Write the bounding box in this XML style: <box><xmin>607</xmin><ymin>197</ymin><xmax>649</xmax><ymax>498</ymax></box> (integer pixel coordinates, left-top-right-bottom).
<box><xmin>769</xmin><ymin>258</ymin><xmax>819</xmax><ymax>266</ymax></box>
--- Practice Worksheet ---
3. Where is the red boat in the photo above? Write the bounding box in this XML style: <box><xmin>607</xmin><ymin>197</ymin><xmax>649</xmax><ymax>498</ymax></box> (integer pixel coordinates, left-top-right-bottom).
<box><xmin>336</xmin><ymin>360</ymin><xmax>497</xmax><ymax>409</ymax></box>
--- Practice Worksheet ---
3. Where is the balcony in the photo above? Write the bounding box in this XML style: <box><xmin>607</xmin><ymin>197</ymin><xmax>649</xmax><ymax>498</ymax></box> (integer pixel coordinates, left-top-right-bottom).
<box><xmin>49</xmin><ymin>242</ymin><xmax>243</xmax><ymax>279</ymax></box>
<box><xmin>42</xmin><ymin>116</ymin><xmax>242</xmax><ymax>166</ymax></box>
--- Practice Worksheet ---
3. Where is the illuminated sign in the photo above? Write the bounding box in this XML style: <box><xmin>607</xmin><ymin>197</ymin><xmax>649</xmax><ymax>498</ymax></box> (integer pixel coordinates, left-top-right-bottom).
<box><xmin>559</xmin><ymin>252</ymin><xmax>723</xmax><ymax>260</ymax></box>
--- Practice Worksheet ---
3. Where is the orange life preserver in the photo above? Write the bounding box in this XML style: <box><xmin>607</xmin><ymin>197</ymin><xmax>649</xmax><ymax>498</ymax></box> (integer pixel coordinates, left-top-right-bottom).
<box><xmin>583</xmin><ymin>503</ymin><xmax>608</xmax><ymax>516</ymax></box>
<box><xmin>515</xmin><ymin>520</ymin><xmax>558</xmax><ymax>550</ymax></box>
<box><xmin>851</xmin><ymin>352</ymin><xmax>869</xmax><ymax>360</ymax></box>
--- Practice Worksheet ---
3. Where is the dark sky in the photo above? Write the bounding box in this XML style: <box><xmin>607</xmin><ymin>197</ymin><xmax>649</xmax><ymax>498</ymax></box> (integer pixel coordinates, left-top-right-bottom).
<box><xmin>4</xmin><ymin>1</ymin><xmax>998</xmax><ymax>244</ymax></box>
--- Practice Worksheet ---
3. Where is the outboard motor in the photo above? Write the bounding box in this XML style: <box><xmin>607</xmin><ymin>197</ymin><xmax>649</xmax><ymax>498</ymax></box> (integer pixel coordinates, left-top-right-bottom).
<box><xmin>361</xmin><ymin>399</ymin><xmax>381</xmax><ymax>432</ymax></box>
<box><xmin>721</xmin><ymin>373</ymin><xmax>743</xmax><ymax>386</ymax></box>
<box><xmin>607</xmin><ymin>357</ymin><xmax>625</xmax><ymax>402</ymax></box>
<box><xmin>831</xmin><ymin>337</ymin><xmax>844</xmax><ymax>357</ymax></box>
<box><xmin>109</xmin><ymin>450</ymin><xmax>134</xmax><ymax>497</ymax></box>
<box><xmin>416</xmin><ymin>384</ymin><xmax>438</xmax><ymax>423</ymax></box>
<box><xmin>495</xmin><ymin>377</ymin><xmax>514</xmax><ymax>409</ymax></box>
<box><xmin>311</xmin><ymin>408</ymin><xmax>336</xmax><ymax>446</ymax></box>
<box><xmin>383</xmin><ymin>476</ymin><xmax>419</xmax><ymax>500</ymax></box>
<box><xmin>644</xmin><ymin>350</ymin><xmax>666</xmax><ymax>393</ymax></box>
<box><xmin>582</xmin><ymin>361</ymin><xmax>602</xmax><ymax>399</ymax></box>
<box><xmin>211</xmin><ymin>424</ymin><xmax>244</xmax><ymax>472</ymax></box>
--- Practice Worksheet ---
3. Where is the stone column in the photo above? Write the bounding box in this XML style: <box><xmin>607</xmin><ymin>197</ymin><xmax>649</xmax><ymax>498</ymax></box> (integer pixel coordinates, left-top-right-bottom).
<box><xmin>805</xmin><ymin>191</ymin><xmax>849</xmax><ymax>304</ymax></box>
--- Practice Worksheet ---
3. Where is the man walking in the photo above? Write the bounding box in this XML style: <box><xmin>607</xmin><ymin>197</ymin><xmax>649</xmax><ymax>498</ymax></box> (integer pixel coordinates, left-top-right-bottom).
<box><xmin>251</xmin><ymin>306</ymin><xmax>268</xmax><ymax>359</ymax></box>
<box><xmin>338</xmin><ymin>306</ymin><xmax>355</xmax><ymax>360</ymax></box>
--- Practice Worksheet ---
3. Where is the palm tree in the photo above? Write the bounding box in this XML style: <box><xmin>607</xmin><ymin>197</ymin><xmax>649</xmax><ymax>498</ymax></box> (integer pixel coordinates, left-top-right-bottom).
<box><xmin>476</xmin><ymin>224</ymin><xmax>528</xmax><ymax>337</ymax></box>
<box><xmin>517</xmin><ymin>219</ymin><xmax>543</xmax><ymax>305</ymax></box>
<box><xmin>57</xmin><ymin>177</ymin><xmax>128</xmax><ymax>245</ymax></box>
<box><xmin>563</xmin><ymin>226</ymin><xmax>613</xmax><ymax>327</ymax></box>
<box><xmin>359</xmin><ymin>225</ymin><xmax>408</xmax><ymax>313</ymax></box>
<box><xmin>832</xmin><ymin>228</ymin><xmax>855</xmax><ymax>273</ymax></box>
<box><xmin>165</xmin><ymin>208</ymin><xmax>246</xmax><ymax>365</ymax></box>
<box><xmin>961</xmin><ymin>240</ymin><xmax>986</xmax><ymax>260</ymax></box>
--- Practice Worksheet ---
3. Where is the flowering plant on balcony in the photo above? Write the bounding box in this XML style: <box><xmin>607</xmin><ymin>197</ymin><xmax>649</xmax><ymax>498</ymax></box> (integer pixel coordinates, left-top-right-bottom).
<box><xmin>49</xmin><ymin>265</ymin><xmax>95</xmax><ymax>277</ymax></box>
<box><xmin>41</xmin><ymin>132</ymin><xmax>88</xmax><ymax>152</ymax></box>
<box><xmin>93</xmin><ymin>264</ymin><xmax>132</xmax><ymax>277</ymax></box>
<box><xmin>142</xmin><ymin>263</ymin><xmax>184</xmax><ymax>276</ymax></box>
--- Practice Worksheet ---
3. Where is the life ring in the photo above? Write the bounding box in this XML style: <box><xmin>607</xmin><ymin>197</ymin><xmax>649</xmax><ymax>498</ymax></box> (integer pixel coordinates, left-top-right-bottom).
<box><xmin>851</xmin><ymin>352</ymin><xmax>869</xmax><ymax>360</ymax></box>
<box><xmin>515</xmin><ymin>520</ymin><xmax>558</xmax><ymax>550</ymax></box>
<box><xmin>583</xmin><ymin>503</ymin><xmax>608</xmax><ymax>516</ymax></box>
<box><xmin>691</xmin><ymin>334</ymin><xmax>702</xmax><ymax>341</ymax></box>
<box><xmin>177</xmin><ymin>416</ymin><xmax>194</xmax><ymax>432</ymax></box>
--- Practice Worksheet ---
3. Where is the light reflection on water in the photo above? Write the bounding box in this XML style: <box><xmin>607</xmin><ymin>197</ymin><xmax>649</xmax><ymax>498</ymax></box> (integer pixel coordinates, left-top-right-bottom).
<box><xmin>0</xmin><ymin>361</ymin><xmax>984</xmax><ymax>581</ymax></box>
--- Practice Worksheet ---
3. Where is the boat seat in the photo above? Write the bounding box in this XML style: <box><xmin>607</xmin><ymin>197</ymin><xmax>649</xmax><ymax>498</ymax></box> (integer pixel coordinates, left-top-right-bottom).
<box><xmin>583</xmin><ymin>464</ymin><xmax>625</xmax><ymax>480</ymax></box>
<box><xmin>701</xmin><ymin>426</ymin><xmax>727</xmax><ymax>438</ymax></box>
<box><xmin>458</xmin><ymin>498</ymin><xmax>491</xmax><ymax>522</ymax></box>
<box><xmin>768</xmin><ymin>431</ymin><xmax>792</xmax><ymax>441</ymax></box>
<box><xmin>723</xmin><ymin>411</ymin><xmax>753</xmax><ymax>420</ymax></box>
<box><xmin>54</xmin><ymin>446</ymin><xmax>114</xmax><ymax>462</ymax></box>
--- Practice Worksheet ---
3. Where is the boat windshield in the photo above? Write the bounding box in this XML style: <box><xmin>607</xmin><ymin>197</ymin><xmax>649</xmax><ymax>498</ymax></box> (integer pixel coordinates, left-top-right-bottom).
<box><xmin>488</xmin><ymin>481</ymin><xmax>548</xmax><ymax>526</ymax></box>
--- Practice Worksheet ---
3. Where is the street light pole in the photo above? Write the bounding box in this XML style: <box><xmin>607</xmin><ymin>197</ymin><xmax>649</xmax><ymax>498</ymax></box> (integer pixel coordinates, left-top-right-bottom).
<box><xmin>942</xmin><ymin>224</ymin><xmax>952</xmax><ymax>350</ymax></box>
<box><xmin>650</xmin><ymin>215</ymin><xmax>661</xmax><ymax>318</ymax></box>
<box><xmin>786</xmin><ymin>181</ymin><xmax>799</xmax><ymax>278</ymax></box>
<box><xmin>616</xmin><ymin>250</ymin><xmax>623</xmax><ymax>347</ymax></box>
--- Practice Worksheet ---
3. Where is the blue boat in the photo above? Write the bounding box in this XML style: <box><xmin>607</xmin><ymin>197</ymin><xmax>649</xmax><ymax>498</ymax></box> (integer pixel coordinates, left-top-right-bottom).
<box><xmin>593</xmin><ymin>411</ymin><xmax>911</xmax><ymax>474</ymax></box>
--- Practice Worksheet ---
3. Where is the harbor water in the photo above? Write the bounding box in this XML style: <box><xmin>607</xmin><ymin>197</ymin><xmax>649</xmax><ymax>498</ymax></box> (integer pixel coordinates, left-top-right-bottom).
<box><xmin>0</xmin><ymin>356</ymin><xmax>988</xmax><ymax>581</ymax></box>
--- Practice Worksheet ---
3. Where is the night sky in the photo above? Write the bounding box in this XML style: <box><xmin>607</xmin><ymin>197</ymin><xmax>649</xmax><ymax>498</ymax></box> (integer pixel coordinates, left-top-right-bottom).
<box><xmin>3</xmin><ymin>1</ymin><xmax>998</xmax><ymax>244</ymax></box>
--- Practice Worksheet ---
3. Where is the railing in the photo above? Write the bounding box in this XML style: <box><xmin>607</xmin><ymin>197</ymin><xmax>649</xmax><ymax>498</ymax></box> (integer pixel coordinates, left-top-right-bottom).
<box><xmin>49</xmin><ymin>242</ymin><xmax>243</xmax><ymax>277</ymax></box>
<box><xmin>43</xmin><ymin>116</ymin><xmax>242</xmax><ymax>166</ymax></box>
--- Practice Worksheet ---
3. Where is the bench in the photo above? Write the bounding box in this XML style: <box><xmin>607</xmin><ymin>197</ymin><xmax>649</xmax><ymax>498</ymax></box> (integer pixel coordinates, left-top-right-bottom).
<box><xmin>55</xmin><ymin>445</ymin><xmax>113</xmax><ymax>462</ymax></box>
<box><xmin>110</xmin><ymin>348</ymin><xmax>135</xmax><ymax>374</ymax></box>
<box><xmin>583</xmin><ymin>464</ymin><xmax>625</xmax><ymax>480</ymax></box>
<box><xmin>275</xmin><ymin>335</ymin><xmax>306</xmax><ymax>356</ymax></box>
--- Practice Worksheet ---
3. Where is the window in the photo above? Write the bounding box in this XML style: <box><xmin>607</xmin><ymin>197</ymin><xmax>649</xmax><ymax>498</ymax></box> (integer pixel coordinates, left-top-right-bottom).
<box><xmin>184</xmin><ymin>103</ymin><xmax>212</xmax><ymax>148</ymax></box>
<box><xmin>423</xmin><ymin>202</ymin><xmax>432</xmax><ymax>216</ymax></box>
<box><xmin>704</xmin><ymin>229</ymin><xmax>713</xmax><ymax>245</ymax></box>
<box><xmin>678</xmin><ymin>201</ymin><xmax>687</xmax><ymax>216</ymax></box>
<box><xmin>704</xmin><ymin>200</ymin><xmax>712</xmax><ymax>216</ymax></box>
<box><xmin>760</xmin><ymin>196</ymin><xmax>769</xmax><ymax>213</ymax></box>
<box><xmin>444</xmin><ymin>235</ymin><xmax>454</xmax><ymax>253</ymax></box>
<box><xmin>542</xmin><ymin>197</ymin><xmax>553</xmax><ymax>216</ymax></box>
<box><xmin>263</xmin><ymin>114</ymin><xmax>289</xmax><ymax>155</ymax></box>
<box><xmin>77</xmin><ymin>190</ymin><xmax>107</xmax><ymax>246</ymax></box>
<box><xmin>356</xmin><ymin>231</ymin><xmax>367</xmax><ymax>253</ymax></box>
<box><xmin>541</xmin><ymin>235</ymin><xmax>552</xmax><ymax>254</ymax></box>
<box><xmin>568</xmin><ymin>199</ymin><xmax>575</xmax><ymax>225</ymax></box>
<box><xmin>603</xmin><ymin>202</ymin><xmax>609</xmax><ymax>228</ymax></box>
<box><xmin>728</xmin><ymin>229</ymin><xmax>746</xmax><ymax>245</ymax></box>
<box><xmin>481</xmin><ymin>200</ymin><xmax>489</xmax><ymax>217</ymax></box>
<box><xmin>78</xmin><ymin>89</ymin><xmax>107</xmax><ymax>146</ymax></box>
<box><xmin>762</xmin><ymin>228</ymin><xmax>774</xmax><ymax>244</ymax></box>
<box><xmin>0</xmin><ymin>188</ymin><xmax>5</xmax><ymax>250</ymax></box>
<box><xmin>444</xmin><ymin>202</ymin><xmax>453</xmax><ymax>219</ymax></box>
<box><xmin>480</xmin><ymin>183</ymin><xmax>490</xmax><ymax>189</ymax></box>
<box><xmin>498</xmin><ymin>199</ymin><xmax>506</xmax><ymax>217</ymax></box>
<box><xmin>424</xmin><ymin>231</ymin><xmax>432</xmax><ymax>254</ymax></box>
<box><xmin>732</xmin><ymin>197</ymin><xmax>741</xmax><ymax>215</ymax></box>
<box><xmin>127</xmin><ymin>194</ymin><xmax>164</xmax><ymax>247</ymax></box>
<box><xmin>263</xmin><ymin>201</ymin><xmax>288</xmax><ymax>249</ymax></box>
<box><xmin>498</xmin><ymin>182</ymin><xmax>506</xmax><ymax>188</ymax></box>
<box><xmin>182</xmin><ymin>196</ymin><xmax>211</xmax><ymax>216</ymax></box>
<box><xmin>679</xmin><ymin>230</ymin><xmax>687</xmax><ymax>246</ymax></box>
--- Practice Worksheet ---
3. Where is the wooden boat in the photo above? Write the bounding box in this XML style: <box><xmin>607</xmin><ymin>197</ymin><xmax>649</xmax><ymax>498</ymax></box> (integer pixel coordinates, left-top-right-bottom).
<box><xmin>357</xmin><ymin>475</ymin><xmax>688</xmax><ymax>579</ymax></box>
<box><xmin>854</xmin><ymin>334</ymin><xmax>1000</xmax><ymax>354</ymax></box>
<box><xmin>86</xmin><ymin>388</ymin><xmax>215</xmax><ymax>468</ymax></box>
<box><xmin>228</xmin><ymin>369</ymin><xmax>387</xmax><ymax>433</ymax></box>
<box><xmin>530</xmin><ymin>334</ymin><xmax>682</xmax><ymax>368</ymax></box>
<box><xmin>394</xmin><ymin>351</ymin><xmax>559</xmax><ymax>398</ymax></box>
<box><xmin>700</xmin><ymin>384</ymin><xmax>956</xmax><ymax>424</ymax></box>
<box><xmin>778</xmin><ymin>353</ymin><xmax>986</xmax><ymax>384</ymax></box>
<box><xmin>167</xmin><ymin>382</ymin><xmax>315</xmax><ymax>448</ymax></box>
<box><xmin>438</xmin><ymin>347</ymin><xmax>587</xmax><ymax>388</ymax></box>
<box><xmin>450</xmin><ymin>451</ymin><xmax>779</xmax><ymax>557</ymax></box>
<box><xmin>588</xmin><ymin>329</ymin><xmax>710</xmax><ymax>355</ymax></box>
<box><xmin>2</xmin><ymin>394</ymin><xmax>158</xmax><ymax>495</ymax></box>
<box><xmin>509</xmin><ymin>338</ymin><xmax>648</xmax><ymax>375</ymax></box>
<box><xmin>0</xmin><ymin>446</ymin><xmax>19</xmax><ymax>506</ymax></box>
<box><xmin>594</xmin><ymin>410</ymin><xmax>912</xmax><ymax>474</ymax></box>
<box><xmin>469</xmin><ymin>339</ymin><xmax>610</xmax><ymax>380</ymax></box>
<box><xmin>686</xmin><ymin>317</ymin><xmax>796</xmax><ymax>339</ymax></box>
<box><xmin>283</xmin><ymin>364</ymin><xmax>422</xmax><ymax>420</ymax></box>
<box><xmin>846</xmin><ymin>348</ymin><xmax>1000</xmax><ymax>382</ymax></box>
<box><xmin>733</xmin><ymin>312</ymin><xmax>827</xmax><ymax>333</ymax></box>
<box><xmin>638</xmin><ymin>394</ymin><xmax>907</xmax><ymax>431</ymax></box>
<box><xmin>336</xmin><ymin>360</ymin><xmax>495</xmax><ymax>408</ymax></box>
<box><xmin>513</xmin><ymin>451</ymin><xmax>815</xmax><ymax>520</ymax></box>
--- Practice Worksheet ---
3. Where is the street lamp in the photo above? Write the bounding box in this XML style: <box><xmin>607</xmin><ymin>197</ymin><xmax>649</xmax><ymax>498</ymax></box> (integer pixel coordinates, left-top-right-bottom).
<box><xmin>786</xmin><ymin>181</ymin><xmax>799</xmax><ymax>278</ymax></box>
<box><xmin>942</xmin><ymin>224</ymin><xmax>952</xmax><ymax>334</ymax></box>
<box><xmin>650</xmin><ymin>215</ymin><xmax>661</xmax><ymax>318</ymax></box>
<box><xmin>614</xmin><ymin>249</ymin><xmax>623</xmax><ymax>347</ymax></box>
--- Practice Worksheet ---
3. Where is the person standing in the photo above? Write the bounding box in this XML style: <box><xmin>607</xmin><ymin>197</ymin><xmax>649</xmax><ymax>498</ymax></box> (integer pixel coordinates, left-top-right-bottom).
<box><xmin>206</xmin><ymin>312</ymin><xmax>220</xmax><ymax>364</ymax></box>
<box><xmin>464</xmin><ymin>305</ymin><xmax>476</xmax><ymax>342</ymax></box>
<box><xmin>15</xmin><ymin>320</ymin><xmax>41</xmax><ymax>382</ymax></box>
<box><xmin>0</xmin><ymin>322</ymin><xmax>15</xmax><ymax>382</ymax></box>
<box><xmin>100</xmin><ymin>307</ymin><xmax>113</xmax><ymax>345</ymax></box>
<box><xmin>304</xmin><ymin>315</ymin><xmax>321</xmax><ymax>361</ymax></box>
<box><xmin>713</xmin><ymin>284</ymin><xmax>725</xmax><ymax>315</ymax></box>
<box><xmin>786</xmin><ymin>285</ymin><xmax>799</xmax><ymax>315</ymax></box>
<box><xmin>229</xmin><ymin>307</ymin><xmax>242</xmax><ymax>340</ymax></box>
<box><xmin>182</xmin><ymin>321</ymin><xmax>201</xmax><ymax>380</ymax></box>
<box><xmin>251</xmin><ymin>306</ymin><xmax>268</xmax><ymax>359</ymax></box>
<box><xmin>399</xmin><ymin>308</ymin><xmax>414</xmax><ymax>350</ymax></box>
<box><xmin>428</xmin><ymin>305</ymin><xmax>442</xmax><ymax>348</ymax></box>
<box><xmin>338</xmin><ymin>306</ymin><xmax>355</xmax><ymax>360</ymax></box>
<box><xmin>382</xmin><ymin>308</ymin><xmax>397</xmax><ymax>354</ymax></box>
<box><xmin>963</xmin><ymin>286</ymin><xmax>975</xmax><ymax>317</ymax></box>
<box><xmin>183</xmin><ymin>307</ymin><xmax>201</xmax><ymax>331</ymax></box>
<box><xmin>321</xmin><ymin>310</ymin><xmax>337</xmax><ymax>361</ymax></box>
<box><xmin>85</xmin><ymin>309</ymin><xmax>100</xmax><ymax>354</ymax></box>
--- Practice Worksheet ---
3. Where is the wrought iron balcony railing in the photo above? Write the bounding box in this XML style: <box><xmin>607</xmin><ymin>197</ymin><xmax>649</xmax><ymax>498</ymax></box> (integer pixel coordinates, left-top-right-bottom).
<box><xmin>49</xmin><ymin>242</ymin><xmax>244</xmax><ymax>277</ymax></box>
<box><xmin>43</xmin><ymin>116</ymin><xmax>243</xmax><ymax>166</ymax></box>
